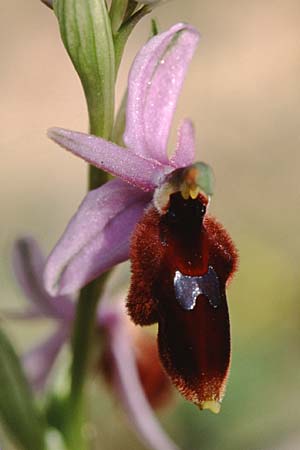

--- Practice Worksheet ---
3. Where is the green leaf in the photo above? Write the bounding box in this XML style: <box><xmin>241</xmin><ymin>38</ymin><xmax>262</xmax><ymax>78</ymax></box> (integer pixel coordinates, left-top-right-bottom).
<box><xmin>151</xmin><ymin>17</ymin><xmax>159</xmax><ymax>36</ymax></box>
<box><xmin>0</xmin><ymin>328</ymin><xmax>46</xmax><ymax>450</ymax></box>
<box><xmin>114</xmin><ymin>4</ymin><xmax>151</xmax><ymax>74</ymax></box>
<box><xmin>53</xmin><ymin>0</ymin><xmax>115</xmax><ymax>138</ymax></box>
<box><xmin>110</xmin><ymin>0</ymin><xmax>128</xmax><ymax>35</ymax></box>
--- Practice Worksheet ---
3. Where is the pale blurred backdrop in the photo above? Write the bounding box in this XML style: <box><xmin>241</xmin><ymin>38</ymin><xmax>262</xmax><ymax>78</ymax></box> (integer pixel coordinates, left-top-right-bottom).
<box><xmin>1</xmin><ymin>0</ymin><xmax>300</xmax><ymax>449</ymax></box>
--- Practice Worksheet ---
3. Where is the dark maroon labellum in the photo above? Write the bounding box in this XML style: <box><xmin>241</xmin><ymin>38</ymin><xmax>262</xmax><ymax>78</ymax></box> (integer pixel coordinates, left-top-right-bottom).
<box><xmin>127</xmin><ymin>172</ymin><xmax>238</xmax><ymax>413</ymax></box>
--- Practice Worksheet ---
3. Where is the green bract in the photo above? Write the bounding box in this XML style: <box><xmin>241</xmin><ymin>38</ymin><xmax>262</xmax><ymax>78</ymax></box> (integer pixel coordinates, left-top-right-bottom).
<box><xmin>53</xmin><ymin>0</ymin><xmax>115</xmax><ymax>138</ymax></box>
<box><xmin>110</xmin><ymin>0</ymin><xmax>129</xmax><ymax>35</ymax></box>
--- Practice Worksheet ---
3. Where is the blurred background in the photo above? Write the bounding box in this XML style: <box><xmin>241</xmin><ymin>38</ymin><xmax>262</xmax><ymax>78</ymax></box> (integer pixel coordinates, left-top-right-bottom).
<box><xmin>1</xmin><ymin>0</ymin><xmax>300</xmax><ymax>449</ymax></box>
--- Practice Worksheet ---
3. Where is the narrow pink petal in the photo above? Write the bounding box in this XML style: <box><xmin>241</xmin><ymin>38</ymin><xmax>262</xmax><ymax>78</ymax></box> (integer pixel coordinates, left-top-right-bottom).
<box><xmin>13</xmin><ymin>238</ymin><xmax>74</xmax><ymax>321</ymax></box>
<box><xmin>124</xmin><ymin>23</ymin><xmax>199</xmax><ymax>164</ymax></box>
<box><xmin>23</xmin><ymin>326</ymin><xmax>69</xmax><ymax>391</ymax></box>
<box><xmin>48</xmin><ymin>128</ymin><xmax>170</xmax><ymax>191</ymax></box>
<box><xmin>106</xmin><ymin>315</ymin><xmax>180</xmax><ymax>450</ymax></box>
<box><xmin>44</xmin><ymin>179</ymin><xmax>151</xmax><ymax>296</ymax></box>
<box><xmin>170</xmin><ymin>119</ymin><xmax>195</xmax><ymax>168</ymax></box>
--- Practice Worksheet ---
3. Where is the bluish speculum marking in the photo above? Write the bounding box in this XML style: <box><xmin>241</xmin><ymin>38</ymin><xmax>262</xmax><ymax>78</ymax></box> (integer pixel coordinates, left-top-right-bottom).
<box><xmin>174</xmin><ymin>266</ymin><xmax>221</xmax><ymax>310</ymax></box>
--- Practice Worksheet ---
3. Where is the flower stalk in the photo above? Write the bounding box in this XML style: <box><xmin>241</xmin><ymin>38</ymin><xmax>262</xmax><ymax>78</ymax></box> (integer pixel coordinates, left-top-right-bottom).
<box><xmin>65</xmin><ymin>279</ymin><xmax>106</xmax><ymax>450</ymax></box>
<box><xmin>52</xmin><ymin>0</ymin><xmax>114</xmax><ymax>446</ymax></box>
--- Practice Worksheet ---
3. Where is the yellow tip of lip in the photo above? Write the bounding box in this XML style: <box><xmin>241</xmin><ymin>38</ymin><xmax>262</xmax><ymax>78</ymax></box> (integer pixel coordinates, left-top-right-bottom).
<box><xmin>189</xmin><ymin>187</ymin><xmax>200</xmax><ymax>199</ymax></box>
<box><xmin>199</xmin><ymin>400</ymin><xmax>221</xmax><ymax>414</ymax></box>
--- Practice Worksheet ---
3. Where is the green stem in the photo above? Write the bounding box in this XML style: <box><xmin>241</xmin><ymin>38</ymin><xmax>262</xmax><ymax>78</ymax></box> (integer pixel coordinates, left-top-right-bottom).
<box><xmin>88</xmin><ymin>87</ymin><xmax>113</xmax><ymax>190</ymax></box>
<box><xmin>70</xmin><ymin>276</ymin><xmax>108</xmax><ymax>406</ymax></box>
<box><xmin>89</xmin><ymin>165</ymin><xmax>109</xmax><ymax>191</ymax></box>
<box><xmin>114</xmin><ymin>5</ymin><xmax>151</xmax><ymax>75</ymax></box>
<box><xmin>62</xmin><ymin>4</ymin><xmax>152</xmax><ymax>449</ymax></box>
<box><xmin>65</xmin><ymin>276</ymin><xmax>108</xmax><ymax>450</ymax></box>
<box><xmin>64</xmin><ymin>128</ymin><xmax>111</xmax><ymax>450</ymax></box>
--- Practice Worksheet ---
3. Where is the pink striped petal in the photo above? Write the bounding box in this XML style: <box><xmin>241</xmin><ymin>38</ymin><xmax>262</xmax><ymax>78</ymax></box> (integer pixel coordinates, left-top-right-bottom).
<box><xmin>44</xmin><ymin>179</ymin><xmax>151</xmax><ymax>296</ymax></box>
<box><xmin>48</xmin><ymin>128</ymin><xmax>170</xmax><ymax>191</ymax></box>
<box><xmin>170</xmin><ymin>119</ymin><xmax>196</xmax><ymax>168</ymax></box>
<box><xmin>124</xmin><ymin>23</ymin><xmax>199</xmax><ymax>164</ymax></box>
<box><xmin>13</xmin><ymin>238</ymin><xmax>74</xmax><ymax>321</ymax></box>
<box><xmin>23</xmin><ymin>326</ymin><xmax>69</xmax><ymax>391</ymax></box>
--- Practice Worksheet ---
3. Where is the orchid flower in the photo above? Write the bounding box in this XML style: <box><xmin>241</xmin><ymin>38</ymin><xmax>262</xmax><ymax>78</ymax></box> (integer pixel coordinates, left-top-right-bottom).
<box><xmin>44</xmin><ymin>23</ymin><xmax>238</xmax><ymax>412</ymax></box>
<box><xmin>10</xmin><ymin>237</ymin><xmax>178</xmax><ymax>450</ymax></box>
<box><xmin>44</xmin><ymin>22</ymin><xmax>198</xmax><ymax>297</ymax></box>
